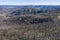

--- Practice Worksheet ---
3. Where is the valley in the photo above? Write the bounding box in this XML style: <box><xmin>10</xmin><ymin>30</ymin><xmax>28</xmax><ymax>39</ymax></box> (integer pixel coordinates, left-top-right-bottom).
<box><xmin>0</xmin><ymin>5</ymin><xmax>60</xmax><ymax>40</ymax></box>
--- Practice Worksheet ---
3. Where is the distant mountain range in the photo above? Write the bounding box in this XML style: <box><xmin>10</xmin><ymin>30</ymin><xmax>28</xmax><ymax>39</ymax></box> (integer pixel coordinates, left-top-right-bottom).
<box><xmin>0</xmin><ymin>5</ymin><xmax>60</xmax><ymax>10</ymax></box>
<box><xmin>0</xmin><ymin>5</ymin><xmax>60</xmax><ymax>15</ymax></box>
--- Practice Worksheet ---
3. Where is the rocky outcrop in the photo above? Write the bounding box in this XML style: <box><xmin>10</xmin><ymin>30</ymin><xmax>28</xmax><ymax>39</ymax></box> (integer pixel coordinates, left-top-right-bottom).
<box><xmin>5</xmin><ymin>15</ymin><xmax>53</xmax><ymax>25</ymax></box>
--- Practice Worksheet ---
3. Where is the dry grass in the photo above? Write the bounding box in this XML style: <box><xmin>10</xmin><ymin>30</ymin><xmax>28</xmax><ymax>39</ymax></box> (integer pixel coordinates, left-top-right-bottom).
<box><xmin>0</xmin><ymin>14</ymin><xmax>59</xmax><ymax>40</ymax></box>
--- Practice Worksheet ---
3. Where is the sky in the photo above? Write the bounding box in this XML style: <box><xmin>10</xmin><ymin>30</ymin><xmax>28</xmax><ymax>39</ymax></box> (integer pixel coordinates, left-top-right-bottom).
<box><xmin>0</xmin><ymin>0</ymin><xmax>60</xmax><ymax>5</ymax></box>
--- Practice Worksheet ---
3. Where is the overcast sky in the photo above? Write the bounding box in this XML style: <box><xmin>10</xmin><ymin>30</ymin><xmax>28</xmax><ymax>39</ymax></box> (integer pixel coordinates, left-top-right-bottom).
<box><xmin>0</xmin><ymin>0</ymin><xmax>60</xmax><ymax>5</ymax></box>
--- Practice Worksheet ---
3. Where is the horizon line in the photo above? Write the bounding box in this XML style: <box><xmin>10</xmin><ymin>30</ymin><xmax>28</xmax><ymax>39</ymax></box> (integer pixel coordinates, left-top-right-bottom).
<box><xmin>0</xmin><ymin>5</ymin><xmax>60</xmax><ymax>6</ymax></box>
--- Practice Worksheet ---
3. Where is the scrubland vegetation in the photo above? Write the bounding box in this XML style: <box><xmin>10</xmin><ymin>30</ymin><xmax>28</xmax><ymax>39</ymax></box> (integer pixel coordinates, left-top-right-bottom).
<box><xmin>0</xmin><ymin>8</ymin><xmax>60</xmax><ymax>40</ymax></box>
